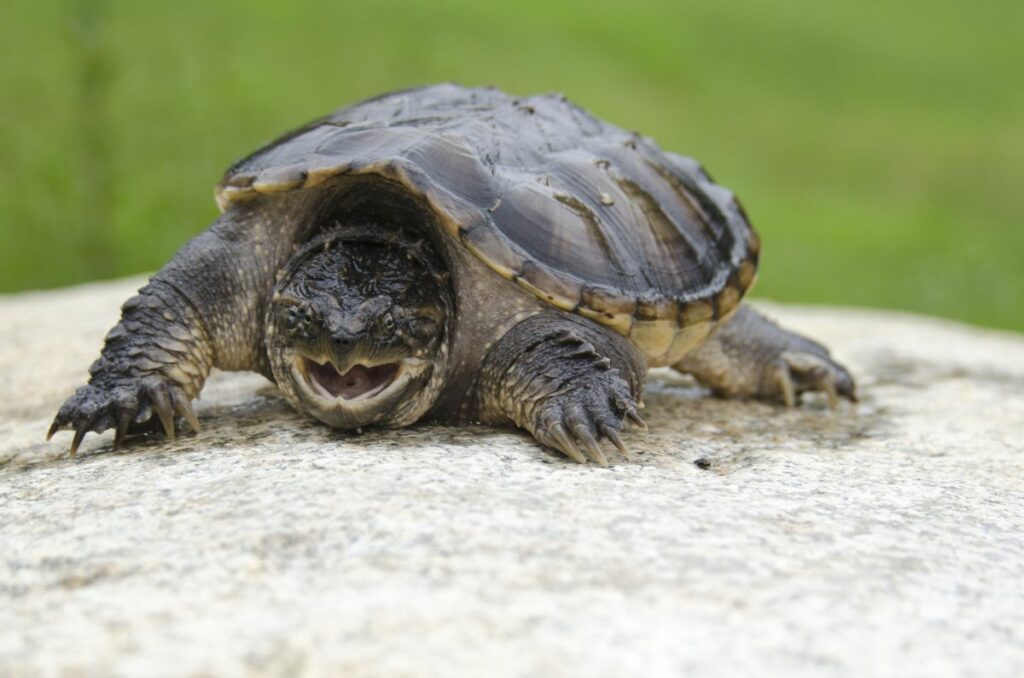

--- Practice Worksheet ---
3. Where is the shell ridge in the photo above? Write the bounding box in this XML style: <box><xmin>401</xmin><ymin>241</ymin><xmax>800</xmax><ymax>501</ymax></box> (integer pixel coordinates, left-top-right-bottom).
<box><xmin>551</xmin><ymin>193</ymin><xmax>632</xmax><ymax>281</ymax></box>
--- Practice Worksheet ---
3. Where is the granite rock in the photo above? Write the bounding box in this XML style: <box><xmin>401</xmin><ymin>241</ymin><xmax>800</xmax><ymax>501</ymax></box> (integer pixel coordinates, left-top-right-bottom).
<box><xmin>1</xmin><ymin>277</ymin><xmax>1023</xmax><ymax>677</ymax></box>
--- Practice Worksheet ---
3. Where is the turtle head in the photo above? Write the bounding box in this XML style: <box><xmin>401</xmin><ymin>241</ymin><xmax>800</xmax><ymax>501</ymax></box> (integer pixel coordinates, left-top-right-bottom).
<box><xmin>265</xmin><ymin>230</ymin><xmax>450</xmax><ymax>430</ymax></box>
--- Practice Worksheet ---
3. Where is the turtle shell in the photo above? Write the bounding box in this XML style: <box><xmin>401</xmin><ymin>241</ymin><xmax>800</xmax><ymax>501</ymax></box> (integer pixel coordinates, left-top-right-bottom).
<box><xmin>217</xmin><ymin>84</ymin><xmax>760</xmax><ymax>366</ymax></box>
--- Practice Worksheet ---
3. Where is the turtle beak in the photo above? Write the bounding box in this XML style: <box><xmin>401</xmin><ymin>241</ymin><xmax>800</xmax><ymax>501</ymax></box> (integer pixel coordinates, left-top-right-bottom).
<box><xmin>301</xmin><ymin>357</ymin><xmax>401</xmax><ymax>401</ymax></box>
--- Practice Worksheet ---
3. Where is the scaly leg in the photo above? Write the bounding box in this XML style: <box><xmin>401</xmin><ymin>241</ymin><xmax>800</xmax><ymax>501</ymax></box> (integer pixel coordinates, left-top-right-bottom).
<box><xmin>48</xmin><ymin>208</ymin><xmax>290</xmax><ymax>453</ymax></box>
<box><xmin>674</xmin><ymin>305</ymin><xmax>856</xmax><ymax>407</ymax></box>
<box><xmin>472</xmin><ymin>314</ymin><xmax>647</xmax><ymax>465</ymax></box>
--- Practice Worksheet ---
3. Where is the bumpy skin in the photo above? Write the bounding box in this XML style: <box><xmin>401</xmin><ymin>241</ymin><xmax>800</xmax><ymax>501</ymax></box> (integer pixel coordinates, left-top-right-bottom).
<box><xmin>265</xmin><ymin>231</ymin><xmax>452</xmax><ymax>430</ymax></box>
<box><xmin>49</xmin><ymin>205</ymin><xmax>290</xmax><ymax>453</ymax></box>
<box><xmin>674</xmin><ymin>306</ymin><xmax>857</xmax><ymax>408</ymax></box>
<box><xmin>471</xmin><ymin>314</ymin><xmax>648</xmax><ymax>465</ymax></box>
<box><xmin>49</xmin><ymin>279</ymin><xmax>211</xmax><ymax>451</ymax></box>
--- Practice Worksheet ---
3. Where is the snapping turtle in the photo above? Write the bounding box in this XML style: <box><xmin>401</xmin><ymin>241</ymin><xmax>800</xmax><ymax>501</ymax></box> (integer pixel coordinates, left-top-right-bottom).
<box><xmin>49</xmin><ymin>84</ymin><xmax>855</xmax><ymax>464</ymax></box>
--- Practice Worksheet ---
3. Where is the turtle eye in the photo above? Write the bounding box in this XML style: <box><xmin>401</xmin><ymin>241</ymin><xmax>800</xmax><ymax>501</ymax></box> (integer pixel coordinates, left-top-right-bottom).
<box><xmin>284</xmin><ymin>303</ymin><xmax>315</xmax><ymax>334</ymax></box>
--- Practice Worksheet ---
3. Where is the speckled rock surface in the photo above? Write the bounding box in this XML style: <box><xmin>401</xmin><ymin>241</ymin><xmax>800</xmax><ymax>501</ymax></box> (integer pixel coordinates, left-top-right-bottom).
<box><xmin>1</xmin><ymin>277</ymin><xmax>1023</xmax><ymax>677</ymax></box>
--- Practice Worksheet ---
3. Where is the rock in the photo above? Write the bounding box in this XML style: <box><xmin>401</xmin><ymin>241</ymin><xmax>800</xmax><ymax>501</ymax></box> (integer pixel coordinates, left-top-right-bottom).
<box><xmin>1</xmin><ymin>276</ymin><xmax>1023</xmax><ymax>677</ymax></box>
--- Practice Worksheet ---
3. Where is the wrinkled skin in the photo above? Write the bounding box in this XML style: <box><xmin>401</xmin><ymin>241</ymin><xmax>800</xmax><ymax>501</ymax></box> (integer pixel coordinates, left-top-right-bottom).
<box><xmin>266</xmin><ymin>234</ymin><xmax>450</xmax><ymax>430</ymax></box>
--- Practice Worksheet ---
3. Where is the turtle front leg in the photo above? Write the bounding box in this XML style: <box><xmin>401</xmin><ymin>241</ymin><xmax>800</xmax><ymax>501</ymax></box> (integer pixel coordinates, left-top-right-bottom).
<box><xmin>49</xmin><ymin>215</ymin><xmax>281</xmax><ymax>454</ymax></box>
<box><xmin>673</xmin><ymin>305</ymin><xmax>857</xmax><ymax>407</ymax></box>
<box><xmin>48</xmin><ymin>279</ymin><xmax>212</xmax><ymax>453</ymax></box>
<box><xmin>473</xmin><ymin>314</ymin><xmax>647</xmax><ymax>465</ymax></box>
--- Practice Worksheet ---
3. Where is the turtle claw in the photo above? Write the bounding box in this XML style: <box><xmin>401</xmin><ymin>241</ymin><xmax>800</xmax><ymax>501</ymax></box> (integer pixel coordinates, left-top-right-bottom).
<box><xmin>767</xmin><ymin>361</ymin><xmax>797</xmax><ymax>408</ymax></box>
<box><xmin>546</xmin><ymin>422</ymin><xmax>587</xmax><ymax>464</ymax></box>
<box><xmin>113</xmin><ymin>409</ymin><xmax>132</xmax><ymax>449</ymax></box>
<box><xmin>624</xmin><ymin>405</ymin><xmax>647</xmax><ymax>430</ymax></box>
<box><xmin>46</xmin><ymin>418</ymin><xmax>61</xmax><ymax>442</ymax></box>
<box><xmin>148</xmin><ymin>384</ymin><xmax>176</xmax><ymax>440</ymax></box>
<box><xmin>821</xmin><ymin>378</ymin><xmax>839</xmax><ymax>410</ymax></box>
<box><xmin>529</xmin><ymin>372</ymin><xmax>639</xmax><ymax>465</ymax></box>
<box><xmin>70</xmin><ymin>425</ymin><xmax>88</xmax><ymax>457</ymax></box>
<box><xmin>172</xmin><ymin>390</ymin><xmax>201</xmax><ymax>433</ymax></box>
<box><xmin>768</xmin><ymin>351</ymin><xmax>857</xmax><ymax>410</ymax></box>
<box><xmin>48</xmin><ymin>376</ymin><xmax>198</xmax><ymax>455</ymax></box>
<box><xmin>573</xmin><ymin>424</ymin><xmax>609</xmax><ymax>466</ymax></box>
<box><xmin>600</xmin><ymin>424</ymin><xmax>630</xmax><ymax>459</ymax></box>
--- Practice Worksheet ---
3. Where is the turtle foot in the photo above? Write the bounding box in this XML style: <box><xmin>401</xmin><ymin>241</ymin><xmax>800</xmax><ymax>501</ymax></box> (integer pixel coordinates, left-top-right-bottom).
<box><xmin>764</xmin><ymin>351</ymin><xmax>857</xmax><ymax>409</ymax></box>
<box><xmin>674</xmin><ymin>304</ymin><xmax>858</xmax><ymax>410</ymax></box>
<box><xmin>530</xmin><ymin>371</ymin><xmax>644</xmax><ymax>466</ymax></box>
<box><xmin>48</xmin><ymin>376</ymin><xmax>199</xmax><ymax>455</ymax></box>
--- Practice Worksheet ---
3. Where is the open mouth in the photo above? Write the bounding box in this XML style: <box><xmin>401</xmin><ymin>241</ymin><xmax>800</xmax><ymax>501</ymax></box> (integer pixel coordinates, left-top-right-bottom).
<box><xmin>303</xmin><ymin>358</ymin><xmax>400</xmax><ymax>401</ymax></box>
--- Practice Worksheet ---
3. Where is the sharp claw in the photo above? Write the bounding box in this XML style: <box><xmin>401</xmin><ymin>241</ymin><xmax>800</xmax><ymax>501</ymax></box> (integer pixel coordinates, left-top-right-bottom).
<box><xmin>149</xmin><ymin>387</ymin><xmax>176</xmax><ymax>440</ymax></box>
<box><xmin>772</xmin><ymin>363</ymin><xmax>796</xmax><ymax>408</ymax></box>
<box><xmin>573</xmin><ymin>425</ymin><xmax>608</xmax><ymax>466</ymax></box>
<box><xmin>46</xmin><ymin>418</ymin><xmax>61</xmax><ymax>441</ymax></box>
<box><xmin>113</xmin><ymin>409</ymin><xmax>132</xmax><ymax>449</ymax></box>
<box><xmin>601</xmin><ymin>424</ymin><xmax>630</xmax><ymax>459</ymax></box>
<box><xmin>549</xmin><ymin>422</ymin><xmax>587</xmax><ymax>464</ymax></box>
<box><xmin>70</xmin><ymin>426</ymin><xmax>87</xmax><ymax>457</ymax></box>
<box><xmin>157</xmin><ymin>408</ymin><xmax>175</xmax><ymax>439</ymax></box>
<box><xmin>821</xmin><ymin>378</ymin><xmax>839</xmax><ymax>410</ymax></box>
<box><xmin>625</xmin><ymin>407</ymin><xmax>647</xmax><ymax>430</ymax></box>
<box><xmin>69</xmin><ymin>408</ymin><xmax>105</xmax><ymax>457</ymax></box>
<box><xmin>172</xmin><ymin>390</ymin><xmax>200</xmax><ymax>433</ymax></box>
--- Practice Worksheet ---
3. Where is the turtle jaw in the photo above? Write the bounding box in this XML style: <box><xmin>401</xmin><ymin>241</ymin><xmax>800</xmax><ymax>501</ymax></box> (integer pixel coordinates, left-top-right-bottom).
<box><xmin>294</xmin><ymin>355</ymin><xmax>426</xmax><ymax>404</ymax></box>
<box><xmin>284</xmin><ymin>351</ymin><xmax>434</xmax><ymax>428</ymax></box>
<box><xmin>302</xmin><ymin>357</ymin><xmax>397</xmax><ymax>402</ymax></box>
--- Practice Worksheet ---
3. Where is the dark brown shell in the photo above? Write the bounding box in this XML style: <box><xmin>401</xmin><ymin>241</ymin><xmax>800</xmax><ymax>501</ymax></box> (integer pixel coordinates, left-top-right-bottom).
<box><xmin>216</xmin><ymin>84</ymin><xmax>760</xmax><ymax>365</ymax></box>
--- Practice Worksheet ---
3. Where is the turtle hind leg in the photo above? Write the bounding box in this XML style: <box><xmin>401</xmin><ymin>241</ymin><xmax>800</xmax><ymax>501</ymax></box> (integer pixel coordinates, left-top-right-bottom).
<box><xmin>674</xmin><ymin>305</ymin><xmax>856</xmax><ymax>408</ymax></box>
<box><xmin>472</xmin><ymin>314</ymin><xmax>648</xmax><ymax>465</ymax></box>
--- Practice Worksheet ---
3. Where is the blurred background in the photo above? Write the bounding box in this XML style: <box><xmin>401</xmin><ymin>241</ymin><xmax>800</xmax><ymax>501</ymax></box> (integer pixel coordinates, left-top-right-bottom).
<box><xmin>1</xmin><ymin>0</ymin><xmax>1021</xmax><ymax>330</ymax></box>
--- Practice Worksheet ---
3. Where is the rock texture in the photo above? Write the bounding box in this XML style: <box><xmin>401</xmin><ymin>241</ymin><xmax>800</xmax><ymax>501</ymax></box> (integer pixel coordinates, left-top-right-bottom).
<box><xmin>1</xmin><ymin>277</ymin><xmax>1023</xmax><ymax>677</ymax></box>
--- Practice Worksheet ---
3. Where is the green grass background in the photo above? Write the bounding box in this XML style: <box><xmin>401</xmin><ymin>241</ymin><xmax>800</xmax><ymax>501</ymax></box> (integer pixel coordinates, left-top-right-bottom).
<box><xmin>2</xmin><ymin>0</ymin><xmax>1021</xmax><ymax>330</ymax></box>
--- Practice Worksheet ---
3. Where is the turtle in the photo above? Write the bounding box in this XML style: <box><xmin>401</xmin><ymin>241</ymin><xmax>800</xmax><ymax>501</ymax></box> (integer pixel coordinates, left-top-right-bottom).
<box><xmin>48</xmin><ymin>83</ymin><xmax>856</xmax><ymax>465</ymax></box>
